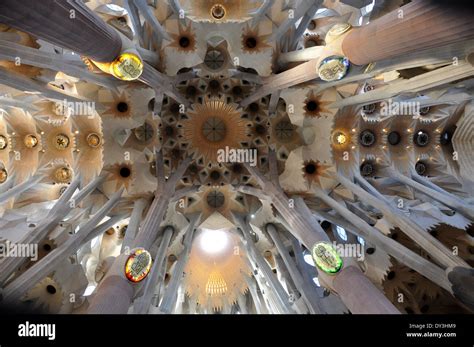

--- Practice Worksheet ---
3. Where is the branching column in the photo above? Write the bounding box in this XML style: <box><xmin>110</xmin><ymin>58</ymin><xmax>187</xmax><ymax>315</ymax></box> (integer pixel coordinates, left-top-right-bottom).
<box><xmin>121</xmin><ymin>198</ymin><xmax>148</xmax><ymax>252</ymax></box>
<box><xmin>266</xmin><ymin>224</ymin><xmax>323</xmax><ymax>314</ymax></box>
<box><xmin>307</xmin><ymin>192</ymin><xmax>452</xmax><ymax>293</ymax></box>
<box><xmin>338</xmin><ymin>173</ymin><xmax>468</xmax><ymax>268</ymax></box>
<box><xmin>134</xmin><ymin>226</ymin><xmax>174</xmax><ymax>314</ymax></box>
<box><xmin>158</xmin><ymin>218</ymin><xmax>198</xmax><ymax>314</ymax></box>
<box><xmin>243</xmin><ymin>275</ymin><xmax>267</xmax><ymax>314</ymax></box>
<box><xmin>133</xmin><ymin>156</ymin><xmax>191</xmax><ymax>249</ymax></box>
<box><xmin>391</xmin><ymin>170</ymin><xmax>474</xmax><ymax>220</ymax></box>
<box><xmin>236</xmin><ymin>218</ymin><xmax>295</xmax><ymax>314</ymax></box>
<box><xmin>0</xmin><ymin>175</ymin><xmax>104</xmax><ymax>285</ymax></box>
<box><xmin>239</xmin><ymin>163</ymin><xmax>399</xmax><ymax>314</ymax></box>
<box><xmin>3</xmin><ymin>189</ymin><xmax>124</xmax><ymax>303</ymax></box>
<box><xmin>0</xmin><ymin>173</ymin><xmax>44</xmax><ymax>204</ymax></box>
<box><xmin>88</xmin><ymin>154</ymin><xmax>191</xmax><ymax>314</ymax></box>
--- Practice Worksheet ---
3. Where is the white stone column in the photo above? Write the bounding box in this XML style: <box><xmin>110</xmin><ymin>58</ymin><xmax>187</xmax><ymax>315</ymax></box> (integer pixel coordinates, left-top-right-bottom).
<box><xmin>237</xmin><ymin>294</ymin><xmax>248</xmax><ymax>314</ymax></box>
<box><xmin>338</xmin><ymin>173</ymin><xmax>468</xmax><ymax>268</ymax></box>
<box><xmin>0</xmin><ymin>0</ymin><xmax>123</xmax><ymax>62</ymax></box>
<box><xmin>121</xmin><ymin>198</ymin><xmax>148</xmax><ymax>252</ymax></box>
<box><xmin>0</xmin><ymin>175</ymin><xmax>104</xmax><ymax>286</ymax></box>
<box><xmin>243</xmin><ymin>275</ymin><xmax>266</xmax><ymax>314</ymax></box>
<box><xmin>0</xmin><ymin>173</ymin><xmax>44</xmax><ymax>204</ymax></box>
<box><xmin>239</xmin><ymin>164</ymin><xmax>400</xmax><ymax>314</ymax></box>
<box><xmin>158</xmin><ymin>218</ymin><xmax>198</xmax><ymax>313</ymax></box>
<box><xmin>3</xmin><ymin>189</ymin><xmax>124</xmax><ymax>303</ymax></box>
<box><xmin>266</xmin><ymin>224</ymin><xmax>323</xmax><ymax>314</ymax></box>
<box><xmin>236</xmin><ymin>218</ymin><xmax>295</xmax><ymax>314</ymax></box>
<box><xmin>391</xmin><ymin>170</ymin><xmax>474</xmax><ymax>220</ymax></box>
<box><xmin>133</xmin><ymin>226</ymin><xmax>174</xmax><ymax>313</ymax></box>
<box><xmin>309</xmin><ymin>190</ymin><xmax>453</xmax><ymax>293</ymax></box>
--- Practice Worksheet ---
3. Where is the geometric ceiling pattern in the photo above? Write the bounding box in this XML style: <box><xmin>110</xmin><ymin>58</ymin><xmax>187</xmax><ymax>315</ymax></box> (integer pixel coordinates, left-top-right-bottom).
<box><xmin>0</xmin><ymin>0</ymin><xmax>473</xmax><ymax>316</ymax></box>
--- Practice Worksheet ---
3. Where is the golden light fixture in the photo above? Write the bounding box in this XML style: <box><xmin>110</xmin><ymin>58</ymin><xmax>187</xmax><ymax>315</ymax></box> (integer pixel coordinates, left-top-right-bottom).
<box><xmin>206</xmin><ymin>270</ymin><xmax>228</xmax><ymax>296</ymax></box>
<box><xmin>54</xmin><ymin>167</ymin><xmax>72</xmax><ymax>183</ymax></box>
<box><xmin>0</xmin><ymin>168</ymin><xmax>7</xmax><ymax>184</ymax></box>
<box><xmin>112</xmin><ymin>52</ymin><xmax>143</xmax><ymax>81</ymax></box>
<box><xmin>54</xmin><ymin>133</ymin><xmax>70</xmax><ymax>150</ymax></box>
<box><xmin>86</xmin><ymin>133</ymin><xmax>101</xmax><ymax>148</ymax></box>
<box><xmin>0</xmin><ymin>135</ymin><xmax>7</xmax><ymax>150</ymax></box>
<box><xmin>92</xmin><ymin>52</ymin><xmax>143</xmax><ymax>81</ymax></box>
<box><xmin>210</xmin><ymin>4</ymin><xmax>226</xmax><ymax>20</ymax></box>
<box><xmin>24</xmin><ymin>134</ymin><xmax>38</xmax><ymax>148</ymax></box>
<box><xmin>333</xmin><ymin>131</ymin><xmax>348</xmax><ymax>145</ymax></box>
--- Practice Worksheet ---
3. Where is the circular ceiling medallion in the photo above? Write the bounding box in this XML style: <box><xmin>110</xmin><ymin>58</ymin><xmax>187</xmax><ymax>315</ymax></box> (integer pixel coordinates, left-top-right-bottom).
<box><xmin>24</xmin><ymin>134</ymin><xmax>38</xmax><ymax>149</ymax></box>
<box><xmin>360</xmin><ymin>161</ymin><xmax>375</xmax><ymax>177</ymax></box>
<box><xmin>86</xmin><ymin>133</ymin><xmax>102</xmax><ymax>148</ymax></box>
<box><xmin>0</xmin><ymin>135</ymin><xmax>7</xmax><ymax>150</ymax></box>
<box><xmin>204</xmin><ymin>49</ymin><xmax>225</xmax><ymax>70</ymax></box>
<box><xmin>124</xmin><ymin>248</ymin><xmax>153</xmax><ymax>283</ymax></box>
<box><xmin>359</xmin><ymin>130</ymin><xmax>376</xmax><ymax>147</ymax></box>
<box><xmin>414</xmin><ymin>130</ymin><xmax>430</xmax><ymax>147</ymax></box>
<box><xmin>206</xmin><ymin>190</ymin><xmax>225</xmax><ymax>209</ymax></box>
<box><xmin>54</xmin><ymin>167</ymin><xmax>72</xmax><ymax>183</ymax></box>
<box><xmin>311</xmin><ymin>242</ymin><xmax>343</xmax><ymax>275</ymax></box>
<box><xmin>318</xmin><ymin>55</ymin><xmax>350</xmax><ymax>82</ymax></box>
<box><xmin>210</xmin><ymin>4</ymin><xmax>226</xmax><ymax>20</ymax></box>
<box><xmin>415</xmin><ymin>161</ymin><xmax>428</xmax><ymax>176</ymax></box>
<box><xmin>54</xmin><ymin>133</ymin><xmax>70</xmax><ymax>150</ymax></box>
<box><xmin>202</xmin><ymin>117</ymin><xmax>226</xmax><ymax>142</ymax></box>
<box><xmin>181</xmin><ymin>99</ymin><xmax>248</xmax><ymax>163</ymax></box>
<box><xmin>388</xmin><ymin>131</ymin><xmax>401</xmax><ymax>146</ymax></box>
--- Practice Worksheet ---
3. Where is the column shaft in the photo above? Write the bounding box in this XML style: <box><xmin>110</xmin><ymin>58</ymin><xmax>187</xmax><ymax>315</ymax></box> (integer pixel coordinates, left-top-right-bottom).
<box><xmin>339</xmin><ymin>174</ymin><xmax>467</xmax><ymax>268</ymax></box>
<box><xmin>134</xmin><ymin>227</ymin><xmax>174</xmax><ymax>313</ymax></box>
<box><xmin>0</xmin><ymin>0</ymin><xmax>122</xmax><ymax>62</ymax></box>
<box><xmin>121</xmin><ymin>198</ymin><xmax>148</xmax><ymax>252</ymax></box>
<box><xmin>238</xmin><ymin>220</ymin><xmax>295</xmax><ymax>313</ymax></box>
<box><xmin>310</xmin><ymin>190</ymin><xmax>452</xmax><ymax>292</ymax></box>
<box><xmin>393</xmin><ymin>171</ymin><xmax>474</xmax><ymax>220</ymax></box>
<box><xmin>241</xmin><ymin>165</ymin><xmax>399</xmax><ymax>314</ymax></box>
<box><xmin>342</xmin><ymin>0</ymin><xmax>474</xmax><ymax>65</ymax></box>
<box><xmin>158</xmin><ymin>220</ymin><xmax>196</xmax><ymax>313</ymax></box>
<box><xmin>3</xmin><ymin>189</ymin><xmax>124</xmax><ymax>303</ymax></box>
<box><xmin>266</xmin><ymin>224</ymin><xmax>323</xmax><ymax>314</ymax></box>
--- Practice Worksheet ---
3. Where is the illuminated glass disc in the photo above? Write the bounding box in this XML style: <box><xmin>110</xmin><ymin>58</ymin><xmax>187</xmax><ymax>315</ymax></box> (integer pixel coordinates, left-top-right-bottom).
<box><xmin>318</xmin><ymin>55</ymin><xmax>350</xmax><ymax>82</ymax></box>
<box><xmin>311</xmin><ymin>242</ymin><xmax>343</xmax><ymax>275</ymax></box>
<box><xmin>0</xmin><ymin>168</ymin><xmax>7</xmax><ymax>184</ymax></box>
<box><xmin>112</xmin><ymin>53</ymin><xmax>143</xmax><ymax>81</ymax></box>
<box><xmin>124</xmin><ymin>248</ymin><xmax>152</xmax><ymax>283</ymax></box>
